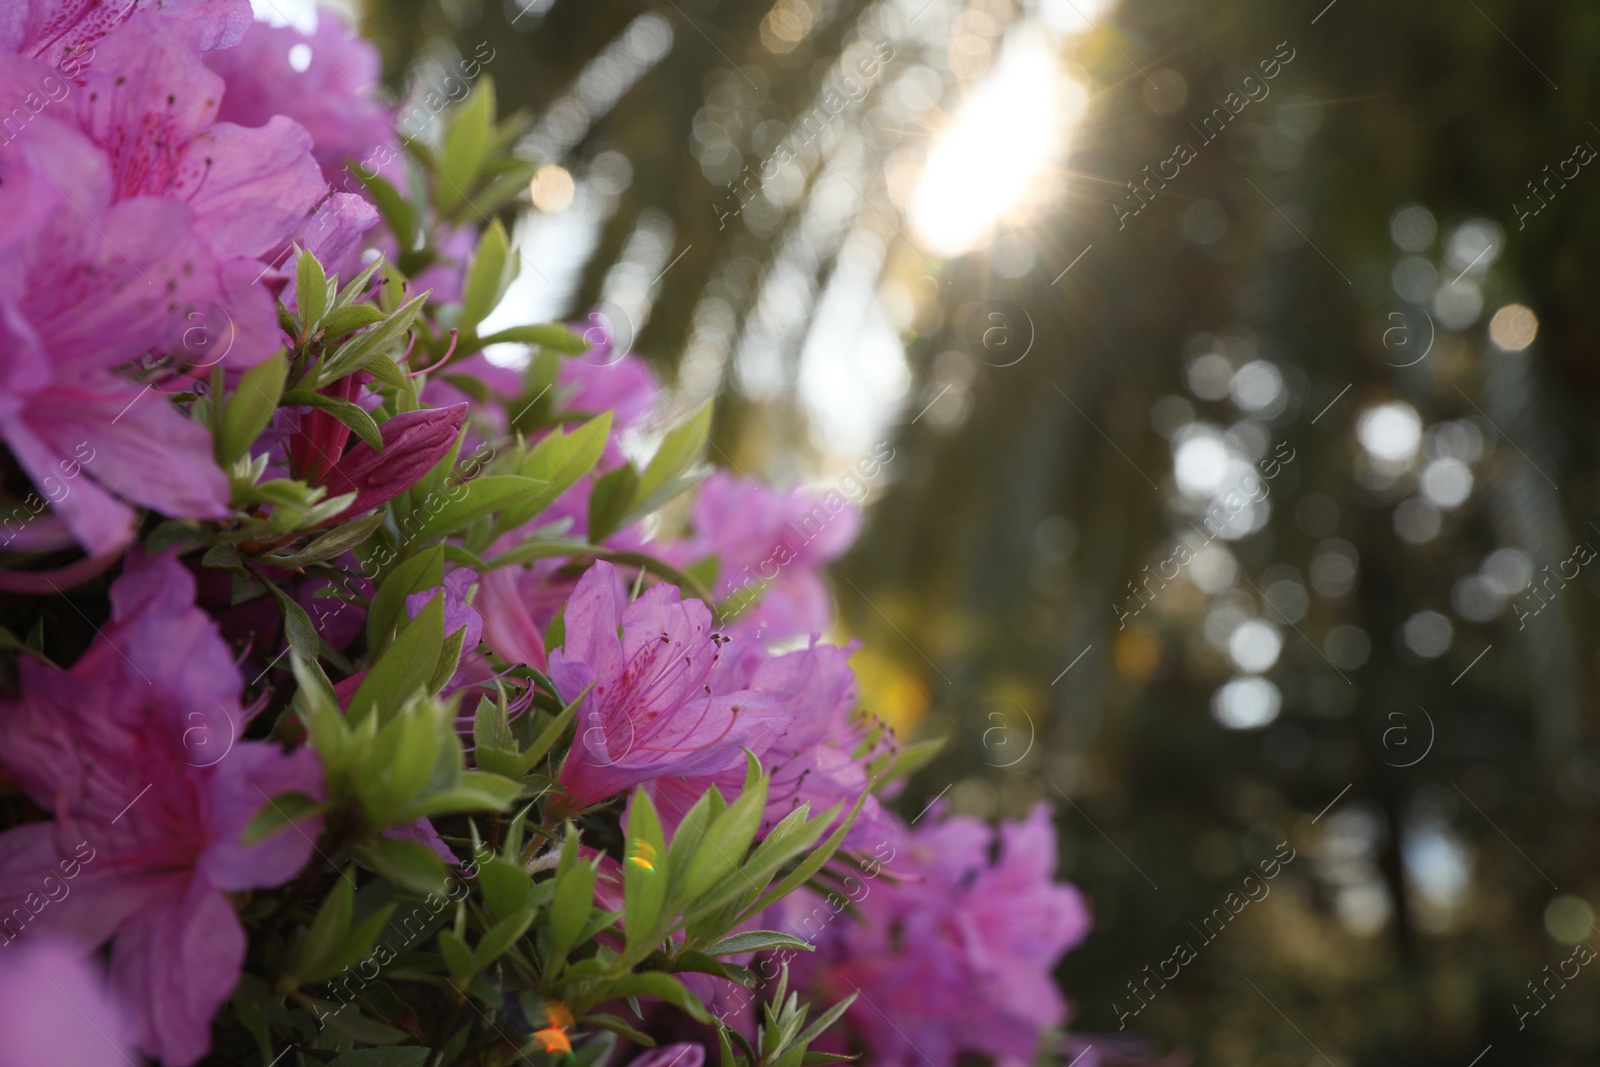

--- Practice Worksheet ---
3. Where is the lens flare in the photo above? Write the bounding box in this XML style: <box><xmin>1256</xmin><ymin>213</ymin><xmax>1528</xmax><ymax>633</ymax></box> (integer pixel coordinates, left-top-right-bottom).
<box><xmin>910</xmin><ymin>27</ymin><xmax>1083</xmax><ymax>257</ymax></box>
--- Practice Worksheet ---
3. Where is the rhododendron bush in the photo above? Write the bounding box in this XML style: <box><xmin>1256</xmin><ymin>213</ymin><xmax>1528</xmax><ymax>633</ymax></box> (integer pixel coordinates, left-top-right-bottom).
<box><xmin>0</xmin><ymin>4</ymin><xmax>1092</xmax><ymax>1066</ymax></box>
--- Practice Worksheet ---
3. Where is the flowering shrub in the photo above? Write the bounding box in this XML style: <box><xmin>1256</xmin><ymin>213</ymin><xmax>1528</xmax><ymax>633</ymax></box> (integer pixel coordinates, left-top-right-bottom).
<box><xmin>0</xmin><ymin>4</ymin><xmax>1092</xmax><ymax>1066</ymax></box>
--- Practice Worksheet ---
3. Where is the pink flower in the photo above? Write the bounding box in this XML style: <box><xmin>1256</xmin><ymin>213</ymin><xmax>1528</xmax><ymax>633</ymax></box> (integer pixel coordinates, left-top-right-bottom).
<box><xmin>0</xmin><ymin>0</ymin><xmax>251</xmax><ymax>72</ymax></box>
<box><xmin>206</xmin><ymin>11</ymin><xmax>394</xmax><ymax>188</ymax></box>
<box><xmin>557</xmin><ymin>323</ymin><xmax>661</xmax><ymax>428</ymax></box>
<box><xmin>0</xmin><ymin>939</ymin><xmax>134</xmax><ymax>1067</ymax></box>
<box><xmin>77</xmin><ymin>14</ymin><xmax>325</xmax><ymax>262</ymax></box>
<box><xmin>678</xmin><ymin>471</ymin><xmax>862</xmax><ymax>643</ymax></box>
<box><xmin>815</xmin><ymin>804</ymin><xmax>1091</xmax><ymax>1067</ymax></box>
<box><xmin>649</xmin><ymin>640</ymin><xmax>893</xmax><ymax>847</ymax></box>
<box><xmin>547</xmin><ymin>561</ymin><xmax>789</xmax><ymax>816</ymax></box>
<box><xmin>71</xmin><ymin>12</ymin><xmax>324</xmax><ymax>367</ymax></box>
<box><xmin>0</xmin><ymin>550</ymin><xmax>325</xmax><ymax>1066</ymax></box>
<box><xmin>0</xmin><ymin>57</ymin><xmax>233</xmax><ymax>555</ymax></box>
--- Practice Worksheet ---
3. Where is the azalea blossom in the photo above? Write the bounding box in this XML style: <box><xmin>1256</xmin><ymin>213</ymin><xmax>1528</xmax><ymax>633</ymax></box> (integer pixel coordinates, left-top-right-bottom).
<box><xmin>546</xmin><ymin>561</ymin><xmax>788</xmax><ymax>816</ymax></box>
<box><xmin>649</xmin><ymin>640</ymin><xmax>894</xmax><ymax>847</ymax></box>
<box><xmin>676</xmin><ymin>470</ymin><xmax>863</xmax><ymax>644</ymax></box>
<box><xmin>0</xmin><ymin>550</ymin><xmax>324</xmax><ymax>1065</ymax></box>
<box><xmin>0</xmin><ymin>51</ymin><xmax>232</xmax><ymax>557</ymax></box>
<box><xmin>813</xmin><ymin>803</ymin><xmax>1092</xmax><ymax>1067</ymax></box>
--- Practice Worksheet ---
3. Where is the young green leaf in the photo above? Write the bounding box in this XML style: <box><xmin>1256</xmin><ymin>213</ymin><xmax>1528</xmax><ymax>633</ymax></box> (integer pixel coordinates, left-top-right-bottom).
<box><xmin>437</xmin><ymin>81</ymin><xmax>496</xmax><ymax>213</ymax></box>
<box><xmin>587</xmin><ymin>463</ymin><xmax>640</xmax><ymax>544</ymax></box>
<box><xmin>349</xmin><ymin>597</ymin><xmax>445</xmax><ymax>726</ymax></box>
<box><xmin>475</xmin><ymin>322</ymin><xmax>590</xmax><ymax>353</ymax></box>
<box><xmin>366</xmin><ymin>545</ymin><xmax>445</xmax><ymax>653</ymax></box>
<box><xmin>297</xmin><ymin>248</ymin><xmax>329</xmax><ymax>330</ymax></box>
<box><xmin>218</xmin><ymin>350</ymin><xmax>288</xmax><ymax>465</ymax></box>
<box><xmin>636</xmin><ymin>401</ymin><xmax>712</xmax><ymax>506</ymax></box>
<box><xmin>240</xmin><ymin>791</ymin><xmax>324</xmax><ymax>846</ymax></box>
<box><xmin>460</xmin><ymin>219</ymin><xmax>511</xmax><ymax>334</ymax></box>
<box><xmin>407</xmin><ymin>475</ymin><xmax>545</xmax><ymax>542</ymax></box>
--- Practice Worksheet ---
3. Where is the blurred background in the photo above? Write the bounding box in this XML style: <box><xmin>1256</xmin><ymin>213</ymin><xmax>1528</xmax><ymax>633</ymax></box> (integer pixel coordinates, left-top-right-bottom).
<box><xmin>284</xmin><ymin>0</ymin><xmax>1600</xmax><ymax>1060</ymax></box>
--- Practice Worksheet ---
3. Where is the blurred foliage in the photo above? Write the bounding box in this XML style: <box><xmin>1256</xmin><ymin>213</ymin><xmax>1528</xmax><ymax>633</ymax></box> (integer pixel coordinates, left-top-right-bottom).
<box><xmin>357</xmin><ymin>0</ymin><xmax>1600</xmax><ymax>1061</ymax></box>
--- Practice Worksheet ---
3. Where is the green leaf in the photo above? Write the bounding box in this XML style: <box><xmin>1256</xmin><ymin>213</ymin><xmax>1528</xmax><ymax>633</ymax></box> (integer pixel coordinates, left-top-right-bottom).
<box><xmin>472</xmin><ymin>908</ymin><xmax>535</xmax><ymax>971</ymax></box>
<box><xmin>869</xmin><ymin>736</ymin><xmax>945</xmax><ymax>782</ymax></box>
<box><xmin>408</xmin><ymin>475</ymin><xmax>545</xmax><ymax>542</ymax></box>
<box><xmin>317</xmin><ymin>902</ymin><xmax>397</xmax><ymax>982</ymax></box>
<box><xmin>581</xmin><ymin>1013</ymin><xmax>658</xmax><ymax>1047</ymax></box>
<box><xmin>800</xmin><ymin>1054</ymin><xmax>859</xmax><ymax>1065</ymax></box>
<box><xmin>475</xmin><ymin>322</ymin><xmax>590</xmax><ymax>353</ymax></box>
<box><xmin>282</xmin><ymin>389</ymin><xmax>384</xmax><ymax>452</ymax></box>
<box><xmin>475</xmin><ymin>745</ymin><xmax>523</xmax><ymax>781</ymax></box>
<box><xmin>367</xmin><ymin>544</ymin><xmax>445</xmax><ymax>653</ymax></box>
<box><xmin>291</xmin><ymin>874</ymin><xmax>354</xmax><ymax>983</ymax></box>
<box><xmin>349</xmin><ymin>597</ymin><xmax>444</xmax><ymax>726</ymax></box>
<box><xmin>473</xmin><ymin>687</ymin><xmax>516</xmax><ymax>754</ymax></box>
<box><xmin>636</xmin><ymin>402</ymin><xmax>713</xmax><ymax>507</ymax></box>
<box><xmin>460</xmin><ymin>219</ymin><xmax>511</xmax><ymax>333</ymax></box>
<box><xmin>321</xmin><ymin>1010</ymin><xmax>412</xmax><ymax>1046</ymax></box>
<box><xmin>297</xmin><ymin>247</ymin><xmax>329</xmax><ymax>329</ymax></box>
<box><xmin>602</xmin><ymin>972</ymin><xmax>710</xmax><ymax>1024</ymax></box>
<box><xmin>240</xmin><ymin>791</ymin><xmax>323</xmax><ymax>846</ymax></box>
<box><xmin>546</xmin><ymin>838</ymin><xmax>595</xmax><ymax>975</ymax></box>
<box><xmin>705</xmin><ymin>931</ymin><xmax>815</xmax><ymax>956</ymax></box>
<box><xmin>362</xmin><ymin>699</ymin><xmax>446</xmax><ymax>813</ymax></box>
<box><xmin>403</xmin><ymin>771</ymin><xmax>523</xmax><ymax>819</ymax></box>
<box><xmin>520</xmin><ymin>693</ymin><xmax>580</xmax><ymax>773</ymax></box>
<box><xmin>438</xmin><ymin>81</ymin><xmax>496</xmax><ymax>213</ymax></box>
<box><xmin>331</xmin><ymin>254</ymin><xmax>387</xmax><ymax>311</ymax></box>
<box><xmin>737</xmin><ymin>793</ymin><xmax>867</xmax><ymax>925</ymax></box>
<box><xmin>438</xmin><ymin>928</ymin><xmax>475</xmax><ymax>984</ymax></box>
<box><xmin>321</xmin><ymin>291</ymin><xmax>429</xmax><ymax>384</ymax></box>
<box><xmin>675</xmin><ymin>768</ymin><xmax>765</xmax><ymax>913</ymax></box>
<box><xmin>355</xmin><ymin>837</ymin><xmax>450</xmax><ymax>898</ymax></box>
<box><xmin>452</xmin><ymin>161</ymin><xmax>536</xmax><ymax>224</ymax></box>
<box><xmin>477</xmin><ymin>856</ymin><xmax>531</xmax><ymax>922</ymax></box>
<box><xmin>320</xmin><ymin>303</ymin><xmax>388</xmax><ymax>339</ymax></box>
<box><xmin>622</xmin><ymin>790</ymin><xmax>670</xmax><ymax>956</ymax></box>
<box><xmin>792</xmin><ymin>993</ymin><xmax>858</xmax><ymax>1052</ymax></box>
<box><xmin>356</xmin><ymin>174</ymin><xmax>418</xmax><ymax>251</ymax></box>
<box><xmin>255</xmin><ymin>571</ymin><xmax>330</xmax><ymax>686</ymax></box>
<box><xmin>218</xmin><ymin>350</ymin><xmax>287</xmax><ymax>464</ymax></box>
<box><xmin>587</xmin><ymin>464</ymin><xmax>640</xmax><ymax>544</ymax></box>
<box><xmin>263</xmin><ymin>512</ymin><xmax>384</xmax><ymax>569</ymax></box>
<box><xmin>493</xmin><ymin>413</ymin><xmax>611</xmax><ymax>531</ymax></box>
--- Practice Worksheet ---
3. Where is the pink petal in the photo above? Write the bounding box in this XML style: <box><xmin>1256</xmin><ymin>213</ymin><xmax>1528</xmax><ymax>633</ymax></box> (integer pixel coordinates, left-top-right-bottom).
<box><xmin>110</xmin><ymin>877</ymin><xmax>244</xmax><ymax>1067</ymax></box>
<box><xmin>175</xmin><ymin>117</ymin><xmax>325</xmax><ymax>260</ymax></box>
<box><xmin>0</xmin><ymin>938</ymin><xmax>134</xmax><ymax>1067</ymax></box>
<box><xmin>201</xmin><ymin>742</ymin><xmax>325</xmax><ymax>892</ymax></box>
